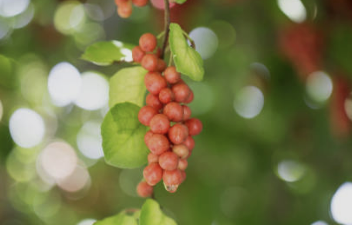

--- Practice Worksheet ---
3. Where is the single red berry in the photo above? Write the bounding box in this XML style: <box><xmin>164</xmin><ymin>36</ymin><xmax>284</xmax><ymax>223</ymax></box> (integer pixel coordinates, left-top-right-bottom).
<box><xmin>159</xmin><ymin>151</ymin><xmax>179</xmax><ymax>171</ymax></box>
<box><xmin>117</xmin><ymin>1</ymin><xmax>132</xmax><ymax>18</ymax></box>
<box><xmin>138</xmin><ymin>106</ymin><xmax>158</xmax><ymax>126</ymax></box>
<box><xmin>139</xmin><ymin>33</ymin><xmax>157</xmax><ymax>52</ymax></box>
<box><xmin>137</xmin><ymin>181</ymin><xmax>153</xmax><ymax>197</ymax></box>
<box><xmin>163</xmin><ymin>102</ymin><xmax>183</xmax><ymax>122</ymax></box>
<box><xmin>163</xmin><ymin>169</ymin><xmax>183</xmax><ymax>186</ymax></box>
<box><xmin>157</xmin><ymin>59</ymin><xmax>167</xmax><ymax>72</ymax></box>
<box><xmin>146</xmin><ymin>93</ymin><xmax>163</xmax><ymax>110</ymax></box>
<box><xmin>168</xmin><ymin>124</ymin><xmax>188</xmax><ymax>144</ymax></box>
<box><xmin>180</xmin><ymin>170</ymin><xmax>186</xmax><ymax>183</ymax></box>
<box><xmin>164</xmin><ymin>66</ymin><xmax>181</xmax><ymax>84</ymax></box>
<box><xmin>148</xmin><ymin>153</ymin><xmax>159</xmax><ymax>164</ymax></box>
<box><xmin>141</xmin><ymin>54</ymin><xmax>158</xmax><ymax>71</ymax></box>
<box><xmin>182</xmin><ymin>105</ymin><xmax>191</xmax><ymax>121</ymax></box>
<box><xmin>185</xmin><ymin>118</ymin><xmax>203</xmax><ymax>136</ymax></box>
<box><xmin>146</xmin><ymin>134</ymin><xmax>170</xmax><ymax>155</ymax></box>
<box><xmin>144</xmin><ymin>72</ymin><xmax>167</xmax><ymax>95</ymax></box>
<box><xmin>143</xmin><ymin>163</ymin><xmax>163</xmax><ymax>186</ymax></box>
<box><xmin>115</xmin><ymin>0</ymin><xmax>129</xmax><ymax>5</ymax></box>
<box><xmin>183</xmin><ymin>136</ymin><xmax>195</xmax><ymax>151</ymax></box>
<box><xmin>172</xmin><ymin>144</ymin><xmax>189</xmax><ymax>159</ymax></box>
<box><xmin>172</xmin><ymin>83</ymin><xmax>191</xmax><ymax>103</ymax></box>
<box><xmin>132</xmin><ymin>0</ymin><xmax>148</xmax><ymax>7</ymax></box>
<box><xmin>150</xmin><ymin>114</ymin><xmax>170</xmax><ymax>134</ymax></box>
<box><xmin>132</xmin><ymin>46</ymin><xmax>145</xmax><ymax>63</ymax></box>
<box><xmin>184</xmin><ymin>90</ymin><xmax>194</xmax><ymax>104</ymax></box>
<box><xmin>159</xmin><ymin>88</ymin><xmax>174</xmax><ymax>104</ymax></box>
<box><xmin>144</xmin><ymin>130</ymin><xmax>153</xmax><ymax>146</ymax></box>
<box><xmin>178</xmin><ymin>159</ymin><xmax>188</xmax><ymax>171</ymax></box>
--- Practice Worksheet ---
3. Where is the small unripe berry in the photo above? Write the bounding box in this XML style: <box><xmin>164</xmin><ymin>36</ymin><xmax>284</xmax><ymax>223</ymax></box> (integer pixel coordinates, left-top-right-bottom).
<box><xmin>132</xmin><ymin>0</ymin><xmax>148</xmax><ymax>7</ymax></box>
<box><xmin>159</xmin><ymin>151</ymin><xmax>179</xmax><ymax>171</ymax></box>
<box><xmin>164</xmin><ymin>66</ymin><xmax>181</xmax><ymax>84</ymax></box>
<box><xmin>148</xmin><ymin>153</ymin><xmax>159</xmax><ymax>164</ymax></box>
<box><xmin>137</xmin><ymin>181</ymin><xmax>153</xmax><ymax>197</ymax></box>
<box><xmin>183</xmin><ymin>136</ymin><xmax>195</xmax><ymax>151</ymax></box>
<box><xmin>163</xmin><ymin>102</ymin><xmax>183</xmax><ymax>122</ymax></box>
<box><xmin>138</xmin><ymin>106</ymin><xmax>158</xmax><ymax>126</ymax></box>
<box><xmin>144</xmin><ymin>130</ymin><xmax>153</xmax><ymax>146</ymax></box>
<box><xmin>172</xmin><ymin>83</ymin><xmax>191</xmax><ymax>103</ymax></box>
<box><xmin>182</xmin><ymin>105</ymin><xmax>191</xmax><ymax>121</ymax></box>
<box><xmin>139</xmin><ymin>33</ymin><xmax>157</xmax><ymax>52</ymax></box>
<box><xmin>159</xmin><ymin>88</ymin><xmax>174</xmax><ymax>104</ymax></box>
<box><xmin>132</xmin><ymin>46</ymin><xmax>145</xmax><ymax>63</ymax></box>
<box><xmin>144</xmin><ymin>72</ymin><xmax>167</xmax><ymax>95</ymax></box>
<box><xmin>146</xmin><ymin>134</ymin><xmax>169</xmax><ymax>155</ymax></box>
<box><xmin>117</xmin><ymin>1</ymin><xmax>132</xmax><ymax>18</ymax></box>
<box><xmin>163</xmin><ymin>169</ymin><xmax>182</xmax><ymax>186</ymax></box>
<box><xmin>143</xmin><ymin>163</ymin><xmax>163</xmax><ymax>186</ymax></box>
<box><xmin>168</xmin><ymin>124</ymin><xmax>188</xmax><ymax>144</ymax></box>
<box><xmin>141</xmin><ymin>54</ymin><xmax>158</xmax><ymax>72</ymax></box>
<box><xmin>146</xmin><ymin>93</ymin><xmax>163</xmax><ymax>110</ymax></box>
<box><xmin>178</xmin><ymin>159</ymin><xmax>188</xmax><ymax>170</ymax></box>
<box><xmin>150</xmin><ymin>114</ymin><xmax>170</xmax><ymax>134</ymax></box>
<box><xmin>185</xmin><ymin>118</ymin><xmax>203</xmax><ymax>136</ymax></box>
<box><xmin>184</xmin><ymin>90</ymin><xmax>194</xmax><ymax>104</ymax></box>
<box><xmin>172</xmin><ymin>144</ymin><xmax>189</xmax><ymax>159</ymax></box>
<box><xmin>157</xmin><ymin>59</ymin><xmax>167</xmax><ymax>72</ymax></box>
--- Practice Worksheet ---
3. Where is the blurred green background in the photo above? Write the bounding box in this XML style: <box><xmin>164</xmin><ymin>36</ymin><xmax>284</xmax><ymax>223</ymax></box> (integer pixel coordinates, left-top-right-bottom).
<box><xmin>1</xmin><ymin>0</ymin><xmax>352</xmax><ymax>224</ymax></box>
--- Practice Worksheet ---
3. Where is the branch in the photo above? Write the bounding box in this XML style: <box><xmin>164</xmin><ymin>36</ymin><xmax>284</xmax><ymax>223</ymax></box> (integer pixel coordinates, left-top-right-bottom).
<box><xmin>161</xmin><ymin>0</ymin><xmax>171</xmax><ymax>59</ymax></box>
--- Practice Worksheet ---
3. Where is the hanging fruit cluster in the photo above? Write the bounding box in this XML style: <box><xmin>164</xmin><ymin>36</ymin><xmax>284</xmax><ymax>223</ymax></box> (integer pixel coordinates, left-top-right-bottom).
<box><xmin>114</xmin><ymin>0</ymin><xmax>149</xmax><ymax>18</ymax></box>
<box><xmin>134</xmin><ymin>33</ymin><xmax>203</xmax><ymax>197</ymax></box>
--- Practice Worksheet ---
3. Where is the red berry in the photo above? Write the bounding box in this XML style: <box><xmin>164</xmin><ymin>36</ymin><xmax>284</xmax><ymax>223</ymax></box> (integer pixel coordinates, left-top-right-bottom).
<box><xmin>172</xmin><ymin>83</ymin><xmax>191</xmax><ymax>103</ymax></box>
<box><xmin>164</xmin><ymin>66</ymin><xmax>181</xmax><ymax>84</ymax></box>
<box><xmin>141</xmin><ymin>54</ymin><xmax>158</xmax><ymax>71</ymax></box>
<box><xmin>159</xmin><ymin>151</ymin><xmax>179</xmax><ymax>171</ymax></box>
<box><xmin>182</xmin><ymin>105</ymin><xmax>191</xmax><ymax>121</ymax></box>
<box><xmin>180</xmin><ymin>170</ymin><xmax>186</xmax><ymax>183</ymax></box>
<box><xmin>163</xmin><ymin>102</ymin><xmax>183</xmax><ymax>122</ymax></box>
<box><xmin>144</xmin><ymin>72</ymin><xmax>167</xmax><ymax>95</ymax></box>
<box><xmin>132</xmin><ymin>0</ymin><xmax>148</xmax><ymax>7</ymax></box>
<box><xmin>168</xmin><ymin>124</ymin><xmax>188</xmax><ymax>144</ymax></box>
<box><xmin>138</xmin><ymin>106</ymin><xmax>158</xmax><ymax>126</ymax></box>
<box><xmin>178</xmin><ymin>159</ymin><xmax>188</xmax><ymax>170</ymax></box>
<box><xmin>143</xmin><ymin>163</ymin><xmax>163</xmax><ymax>186</ymax></box>
<box><xmin>185</xmin><ymin>118</ymin><xmax>203</xmax><ymax>136</ymax></box>
<box><xmin>184</xmin><ymin>90</ymin><xmax>194</xmax><ymax>104</ymax></box>
<box><xmin>139</xmin><ymin>33</ymin><xmax>157</xmax><ymax>52</ymax></box>
<box><xmin>172</xmin><ymin>144</ymin><xmax>189</xmax><ymax>159</ymax></box>
<box><xmin>132</xmin><ymin>46</ymin><xmax>145</xmax><ymax>63</ymax></box>
<box><xmin>146</xmin><ymin>134</ymin><xmax>169</xmax><ymax>155</ymax></box>
<box><xmin>157</xmin><ymin>59</ymin><xmax>167</xmax><ymax>72</ymax></box>
<box><xmin>117</xmin><ymin>1</ymin><xmax>132</xmax><ymax>18</ymax></box>
<box><xmin>115</xmin><ymin>0</ymin><xmax>128</xmax><ymax>5</ymax></box>
<box><xmin>137</xmin><ymin>181</ymin><xmax>153</xmax><ymax>197</ymax></box>
<box><xmin>148</xmin><ymin>153</ymin><xmax>159</xmax><ymax>164</ymax></box>
<box><xmin>146</xmin><ymin>93</ymin><xmax>163</xmax><ymax>110</ymax></box>
<box><xmin>183</xmin><ymin>136</ymin><xmax>195</xmax><ymax>151</ymax></box>
<box><xmin>150</xmin><ymin>114</ymin><xmax>170</xmax><ymax>134</ymax></box>
<box><xmin>144</xmin><ymin>130</ymin><xmax>153</xmax><ymax>146</ymax></box>
<box><xmin>163</xmin><ymin>169</ymin><xmax>182</xmax><ymax>186</ymax></box>
<box><xmin>159</xmin><ymin>88</ymin><xmax>174</xmax><ymax>104</ymax></box>
<box><xmin>155</xmin><ymin>48</ymin><xmax>162</xmax><ymax>58</ymax></box>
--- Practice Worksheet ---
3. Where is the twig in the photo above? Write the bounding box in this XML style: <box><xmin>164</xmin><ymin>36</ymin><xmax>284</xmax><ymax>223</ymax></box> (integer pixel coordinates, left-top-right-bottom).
<box><xmin>161</xmin><ymin>0</ymin><xmax>171</xmax><ymax>59</ymax></box>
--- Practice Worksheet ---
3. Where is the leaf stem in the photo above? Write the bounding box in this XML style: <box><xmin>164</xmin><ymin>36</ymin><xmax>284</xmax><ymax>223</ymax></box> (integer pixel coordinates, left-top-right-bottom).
<box><xmin>182</xmin><ymin>30</ymin><xmax>196</xmax><ymax>49</ymax></box>
<box><xmin>161</xmin><ymin>0</ymin><xmax>171</xmax><ymax>59</ymax></box>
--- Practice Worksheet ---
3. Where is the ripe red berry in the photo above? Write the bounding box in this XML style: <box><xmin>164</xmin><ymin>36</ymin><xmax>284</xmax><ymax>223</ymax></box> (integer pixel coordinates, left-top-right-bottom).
<box><xmin>132</xmin><ymin>0</ymin><xmax>148</xmax><ymax>7</ymax></box>
<box><xmin>144</xmin><ymin>72</ymin><xmax>167</xmax><ymax>95</ymax></box>
<box><xmin>148</xmin><ymin>153</ymin><xmax>159</xmax><ymax>164</ymax></box>
<box><xmin>139</xmin><ymin>33</ymin><xmax>157</xmax><ymax>52</ymax></box>
<box><xmin>180</xmin><ymin>170</ymin><xmax>186</xmax><ymax>183</ymax></box>
<box><xmin>159</xmin><ymin>88</ymin><xmax>174</xmax><ymax>104</ymax></box>
<box><xmin>115</xmin><ymin>0</ymin><xmax>128</xmax><ymax>5</ymax></box>
<box><xmin>144</xmin><ymin>130</ymin><xmax>153</xmax><ymax>146</ymax></box>
<box><xmin>146</xmin><ymin>134</ymin><xmax>169</xmax><ymax>155</ymax></box>
<box><xmin>183</xmin><ymin>136</ymin><xmax>195</xmax><ymax>151</ymax></box>
<box><xmin>178</xmin><ymin>159</ymin><xmax>188</xmax><ymax>170</ymax></box>
<box><xmin>159</xmin><ymin>151</ymin><xmax>179</xmax><ymax>171</ymax></box>
<box><xmin>146</xmin><ymin>93</ymin><xmax>163</xmax><ymax>110</ymax></box>
<box><xmin>138</xmin><ymin>106</ymin><xmax>158</xmax><ymax>126</ymax></box>
<box><xmin>157</xmin><ymin>59</ymin><xmax>167</xmax><ymax>72</ymax></box>
<box><xmin>163</xmin><ymin>169</ymin><xmax>183</xmax><ymax>192</ymax></box>
<box><xmin>168</xmin><ymin>124</ymin><xmax>188</xmax><ymax>144</ymax></box>
<box><xmin>163</xmin><ymin>102</ymin><xmax>183</xmax><ymax>122</ymax></box>
<box><xmin>117</xmin><ymin>1</ymin><xmax>132</xmax><ymax>18</ymax></box>
<box><xmin>164</xmin><ymin>66</ymin><xmax>181</xmax><ymax>84</ymax></box>
<box><xmin>182</xmin><ymin>105</ymin><xmax>191</xmax><ymax>121</ymax></box>
<box><xmin>137</xmin><ymin>181</ymin><xmax>153</xmax><ymax>197</ymax></box>
<box><xmin>185</xmin><ymin>118</ymin><xmax>203</xmax><ymax>136</ymax></box>
<box><xmin>172</xmin><ymin>144</ymin><xmax>189</xmax><ymax>159</ymax></box>
<box><xmin>184</xmin><ymin>90</ymin><xmax>194</xmax><ymax>104</ymax></box>
<box><xmin>141</xmin><ymin>54</ymin><xmax>158</xmax><ymax>72</ymax></box>
<box><xmin>172</xmin><ymin>83</ymin><xmax>191</xmax><ymax>103</ymax></box>
<box><xmin>143</xmin><ymin>163</ymin><xmax>163</xmax><ymax>186</ymax></box>
<box><xmin>150</xmin><ymin>114</ymin><xmax>170</xmax><ymax>134</ymax></box>
<box><xmin>132</xmin><ymin>46</ymin><xmax>145</xmax><ymax>63</ymax></box>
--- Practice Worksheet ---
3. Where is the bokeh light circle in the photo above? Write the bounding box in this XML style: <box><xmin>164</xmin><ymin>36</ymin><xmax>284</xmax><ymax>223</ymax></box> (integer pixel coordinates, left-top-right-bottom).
<box><xmin>77</xmin><ymin>121</ymin><xmax>104</xmax><ymax>160</ymax></box>
<box><xmin>0</xmin><ymin>99</ymin><xmax>3</xmax><ymax>122</ymax></box>
<box><xmin>277</xmin><ymin>0</ymin><xmax>306</xmax><ymax>23</ymax></box>
<box><xmin>77</xmin><ymin>219</ymin><xmax>97</xmax><ymax>225</ymax></box>
<box><xmin>234</xmin><ymin>86</ymin><xmax>264</xmax><ymax>119</ymax></box>
<box><xmin>57</xmin><ymin>165</ymin><xmax>91</xmax><ymax>192</ymax></box>
<box><xmin>189</xmin><ymin>27</ymin><xmax>218</xmax><ymax>60</ymax></box>
<box><xmin>0</xmin><ymin>0</ymin><xmax>30</xmax><ymax>17</ymax></box>
<box><xmin>277</xmin><ymin>160</ymin><xmax>305</xmax><ymax>182</ymax></box>
<box><xmin>331</xmin><ymin>182</ymin><xmax>352</xmax><ymax>225</ymax></box>
<box><xmin>306</xmin><ymin>71</ymin><xmax>333</xmax><ymax>103</ymax></box>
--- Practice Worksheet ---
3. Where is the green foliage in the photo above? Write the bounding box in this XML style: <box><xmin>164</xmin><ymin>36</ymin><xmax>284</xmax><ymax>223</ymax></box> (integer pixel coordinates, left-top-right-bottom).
<box><xmin>94</xmin><ymin>211</ymin><xmax>138</xmax><ymax>225</ymax></box>
<box><xmin>101</xmin><ymin>102</ymin><xmax>148</xmax><ymax>169</ymax></box>
<box><xmin>169</xmin><ymin>23</ymin><xmax>204</xmax><ymax>81</ymax></box>
<box><xmin>81</xmin><ymin>41</ymin><xmax>134</xmax><ymax>66</ymax></box>
<box><xmin>172</xmin><ymin>0</ymin><xmax>187</xmax><ymax>4</ymax></box>
<box><xmin>109</xmin><ymin>67</ymin><xmax>148</xmax><ymax>108</ymax></box>
<box><xmin>140</xmin><ymin>199</ymin><xmax>177</xmax><ymax>225</ymax></box>
<box><xmin>0</xmin><ymin>55</ymin><xmax>17</xmax><ymax>88</ymax></box>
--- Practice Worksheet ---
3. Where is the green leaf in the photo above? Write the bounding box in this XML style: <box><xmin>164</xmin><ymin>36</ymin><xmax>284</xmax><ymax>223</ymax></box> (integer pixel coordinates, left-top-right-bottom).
<box><xmin>140</xmin><ymin>199</ymin><xmax>177</xmax><ymax>225</ymax></box>
<box><xmin>101</xmin><ymin>102</ymin><xmax>148</xmax><ymax>169</ymax></box>
<box><xmin>169</xmin><ymin>23</ymin><xmax>204</xmax><ymax>81</ymax></box>
<box><xmin>82</xmin><ymin>41</ymin><xmax>134</xmax><ymax>66</ymax></box>
<box><xmin>109</xmin><ymin>66</ymin><xmax>147</xmax><ymax>108</ymax></box>
<box><xmin>94</xmin><ymin>211</ymin><xmax>138</xmax><ymax>225</ymax></box>
<box><xmin>172</xmin><ymin>0</ymin><xmax>187</xmax><ymax>4</ymax></box>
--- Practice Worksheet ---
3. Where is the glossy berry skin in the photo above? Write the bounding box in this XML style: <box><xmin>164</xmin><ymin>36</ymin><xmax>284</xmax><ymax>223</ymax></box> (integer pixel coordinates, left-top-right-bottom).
<box><xmin>144</xmin><ymin>130</ymin><xmax>153</xmax><ymax>146</ymax></box>
<box><xmin>183</xmin><ymin>136</ymin><xmax>195</xmax><ymax>151</ymax></box>
<box><xmin>182</xmin><ymin>105</ymin><xmax>191</xmax><ymax>121</ymax></box>
<box><xmin>143</xmin><ymin>163</ymin><xmax>163</xmax><ymax>186</ymax></box>
<box><xmin>141</xmin><ymin>54</ymin><xmax>158</xmax><ymax>72</ymax></box>
<box><xmin>132</xmin><ymin>0</ymin><xmax>148</xmax><ymax>7</ymax></box>
<box><xmin>159</xmin><ymin>151</ymin><xmax>179</xmax><ymax>171</ymax></box>
<box><xmin>172</xmin><ymin>83</ymin><xmax>191</xmax><ymax>103</ymax></box>
<box><xmin>117</xmin><ymin>1</ymin><xmax>132</xmax><ymax>18</ymax></box>
<box><xmin>168</xmin><ymin>124</ymin><xmax>189</xmax><ymax>144</ymax></box>
<box><xmin>138</xmin><ymin>106</ymin><xmax>158</xmax><ymax>126</ymax></box>
<box><xmin>157</xmin><ymin>59</ymin><xmax>167</xmax><ymax>72</ymax></box>
<box><xmin>144</xmin><ymin>72</ymin><xmax>167</xmax><ymax>95</ymax></box>
<box><xmin>178</xmin><ymin>159</ymin><xmax>188</xmax><ymax>170</ymax></box>
<box><xmin>132</xmin><ymin>46</ymin><xmax>145</xmax><ymax>63</ymax></box>
<box><xmin>146</xmin><ymin>93</ymin><xmax>163</xmax><ymax>110</ymax></box>
<box><xmin>185</xmin><ymin>118</ymin><xmax>203</xmax><ymax>136</ymax></box>
<box><xmin>139</xmin><ymin>33</ymin><xmax>157</xmax><ymax>52</ymax></box>
<box><xmin>164</xmin><ymin>66</ymin><xmax>181</xmax><ymax>84</ymax></box>
<box><xmin>146</xmin><ymin>134</ymin><xmax>169</xmax><ymax>155</ymax></box>
<box><xmin>137</xmin><ymin>181</ymin><xmax>153</xmax><ymax>197</ymax></box>
<box><xmin>172</xmin><ymin>144</ymin><xmax>189</xmax><ymax>159</ymax></box>
<box><xmin>159</xmin><ymin>88</ymin><xmax>174</xmax><ymax>104</ymax></box>
<box><xmin>184</xmin><ymin>90</ymin><xmax>194</xmax><ymax>104</ymax></box>
<box><xmin>163</xmin><ymin>102</ymin><xmax>183</xmax><ymax>122</ymax></box>
<box><xmin>149</xmin><ymin>114</ymin><xmax>170</xmax><ymax>134</ymax></box>
<box><xmin>148</xmin><ymin>153</ymin><xmax>159</xmax><ymax>164</ymax></box>
<box><xmin>163</xmin><ymin>169</ymin><xmax>183</xmax><ymax>186</ymax></box>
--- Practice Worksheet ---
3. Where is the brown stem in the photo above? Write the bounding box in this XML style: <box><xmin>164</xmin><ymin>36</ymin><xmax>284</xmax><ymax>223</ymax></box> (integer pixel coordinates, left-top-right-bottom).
<box><xmin>161</xmin><ymin>0</ymin><xmax>171</xmax><ymax>59</ymax></box>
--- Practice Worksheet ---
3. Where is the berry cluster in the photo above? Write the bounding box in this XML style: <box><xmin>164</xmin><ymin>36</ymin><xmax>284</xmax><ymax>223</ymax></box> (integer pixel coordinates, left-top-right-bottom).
<box><xmin>114</xmin><ymin>0</ymin><xmax>149</xmax><ymax>18</ymax></box>
<box><xmin>134</xmin><ymin>33</ymin><xmax>203</xmax><ymax>197</ymax></box>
